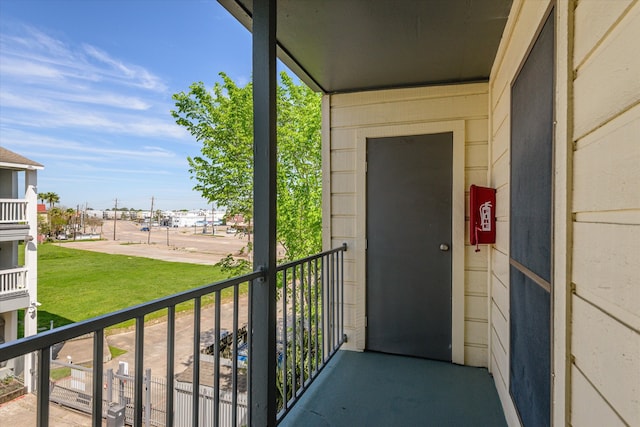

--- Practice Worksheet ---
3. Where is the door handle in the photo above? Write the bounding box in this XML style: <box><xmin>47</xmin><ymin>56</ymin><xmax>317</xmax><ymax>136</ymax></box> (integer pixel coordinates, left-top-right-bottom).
<box><xmin>439</xmin><ymin>243</ymin><xmax>450</xmax><ymax>251</ymax></box>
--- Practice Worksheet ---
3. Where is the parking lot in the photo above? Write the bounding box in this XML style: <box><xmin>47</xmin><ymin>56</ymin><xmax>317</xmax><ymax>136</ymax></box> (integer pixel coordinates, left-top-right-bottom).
<box><xmin>59</xmin><ymin>220</ymin><xmax>251</xmax><ymax>265</ymax></box>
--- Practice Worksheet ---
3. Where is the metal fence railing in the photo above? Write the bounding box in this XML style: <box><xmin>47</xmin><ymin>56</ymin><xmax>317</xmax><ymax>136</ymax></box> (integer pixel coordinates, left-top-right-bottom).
<box><xmin>0</xmin><ymin>245</ymin><xmax>346</xmax><ymax>427</ymax></box>
<box><xmin>275</xmin><ymin>243</ymin><xmax>347</xmax><ymax>422</ymax></box>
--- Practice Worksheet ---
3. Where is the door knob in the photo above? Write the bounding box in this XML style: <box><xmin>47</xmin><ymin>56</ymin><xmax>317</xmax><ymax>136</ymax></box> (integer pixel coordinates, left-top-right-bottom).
<box><xmin>439</xmin><ymin>244</ymin><xmax>449</xmax><ymax>251</ymax></box>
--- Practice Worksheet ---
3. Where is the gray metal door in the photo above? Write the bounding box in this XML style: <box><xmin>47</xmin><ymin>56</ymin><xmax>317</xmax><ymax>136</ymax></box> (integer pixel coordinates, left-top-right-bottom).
<box><xmin>366</xmin><ymin>133</ymin><xmax>452</xmax><ymax>361</ymax></box>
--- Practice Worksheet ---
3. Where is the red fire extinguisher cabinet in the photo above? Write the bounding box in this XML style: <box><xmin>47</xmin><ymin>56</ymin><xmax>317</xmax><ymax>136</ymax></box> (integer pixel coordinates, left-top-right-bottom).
<box><xmin>469</xmin><ymin>185</ymin><xmax>496</xmax><ymax>249</ymax></box>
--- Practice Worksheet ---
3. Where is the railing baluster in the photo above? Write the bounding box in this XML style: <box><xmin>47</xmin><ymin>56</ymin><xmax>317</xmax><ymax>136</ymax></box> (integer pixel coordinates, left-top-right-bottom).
<box><xmin>314</xmin><ymin>257</ymin><xmax>319</xmax><ymax>373</ymax></box>
<box><xmin>214</xmin><ymin>290</ymin><xmax>221</xmax><ymax>427</ymax></box>
<box><xmin>299</xmin><ymin>261</ymin><xmax>305</xmax><ymax>386</ymax></box>
<box><xmin>232</xmin><ymin>283</ymin><xmax>239</xmax><ymax>427</ymax></box>
<box><xmin>247</xmin><ymin>277</ymin><xmax>253</xmax><ymax>423</ymax></box>
<box><xmin>92</xmin><ymin>330</ymin><xmax>104</xmax><ymax>426</ymax></box>
<box><xmin>282</xmin><ymin>267</ymin><xmax>288</xmax><ymax>411</ymax></box>
<box><xmin>166</xmin><ymin>306</ymin><xmax>175</xmax><ymax>427</ymax></box>
<box><xmin>307</xmin><ymin>260</ymin><xmax>312</xmax><ymax>382</ymax></box>
<box><xmin>134</xmin><ymin>316</ymin><xmax>145</xmax><ymax>427</ymax></box>
<box><xmin>291</xmin><ymin>263</ymin><xmax>297</xmax><ymax>398</ymax></box>
<box><xmin>192</xmin><ymin>297</ymin><xmax>201</xmax><ymax>427</ymax></box>
<box><xmin>37</xmin><ymin>347</ymin><xmax>50</xmax><ymax>427</ymax></box>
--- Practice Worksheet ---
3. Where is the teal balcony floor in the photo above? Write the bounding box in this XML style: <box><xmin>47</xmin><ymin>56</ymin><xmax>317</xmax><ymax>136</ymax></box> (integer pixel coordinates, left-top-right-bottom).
<box><xmin>279</xmin><ymin>350</ymin><xmax>507</xmax><ymax>427</ymax></box>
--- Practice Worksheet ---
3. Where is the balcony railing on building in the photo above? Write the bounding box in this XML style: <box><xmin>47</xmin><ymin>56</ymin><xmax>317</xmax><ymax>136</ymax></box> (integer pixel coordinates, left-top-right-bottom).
<box><xmin>0</xmin><ymin>267</ymin><xmax>28</xmax><ymax>297</ymax></box>
<box><xmin>0</xmin><ymin>244</ymin><xmax>346</xmax><ymax>426</ymax></box>
<box><xmin>0</xmin><ymin>199</ymin><xmax>28</xmax><ymax>224</ymax></box>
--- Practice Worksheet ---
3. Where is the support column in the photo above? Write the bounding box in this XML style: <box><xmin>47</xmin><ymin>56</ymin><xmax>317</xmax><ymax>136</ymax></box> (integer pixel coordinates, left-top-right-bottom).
<box><xmin>24</xmin><ymin>169</ymin><xmax>38</xmax><ymax>392</ymax></box>
<box><xmin>251</xmin><ymin>0</ymin><xmax>277</xmax><ymax>425</ymax></box>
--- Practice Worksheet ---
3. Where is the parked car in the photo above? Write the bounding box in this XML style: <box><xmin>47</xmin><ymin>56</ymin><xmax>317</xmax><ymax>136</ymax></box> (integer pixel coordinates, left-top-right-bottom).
<box><xmin>56</xmin><ymin>234</ymin><xmax>68</xmax><ymax>240</ymax></box>
<box><xmin>140</xmin><ymin>227</ymin><xmax>150</xmax><ymax>232</ymax></box>
<box><xmin>226</xmin><ymin>227</ymin><xmax>237</xmax><ymax>234</ymax></box>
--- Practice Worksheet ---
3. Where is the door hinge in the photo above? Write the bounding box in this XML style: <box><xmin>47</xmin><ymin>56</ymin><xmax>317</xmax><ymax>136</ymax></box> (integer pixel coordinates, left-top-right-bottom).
<box><xmin>365</xmin><ymin>316</ymin><xmax>368</xmax><ymax>327</ymax></box>
<box><xmin>365</xmin><ymin>239</ymin><xmax>368</xmax><ymax>250</ymax></box>
<box><xmin>365</xmin><ymin>161</ymin><xmax>368</xmax><ymax>172</ymax></box>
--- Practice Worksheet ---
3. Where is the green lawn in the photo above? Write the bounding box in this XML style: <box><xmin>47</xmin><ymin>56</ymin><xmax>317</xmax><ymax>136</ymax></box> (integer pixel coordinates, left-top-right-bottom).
<box><xmin>36</xmin><ymin>244</ymin><xmax>242</xmax><ymax>331</ymax></box>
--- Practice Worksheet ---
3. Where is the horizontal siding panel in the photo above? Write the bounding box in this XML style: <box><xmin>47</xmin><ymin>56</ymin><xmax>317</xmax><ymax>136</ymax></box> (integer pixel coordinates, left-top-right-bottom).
<box><xmin>466</xmin><ymin>143</ymin><xmax>488</xmax><ymax>168</ymax></box>
<box><xmin>495</xmin><ymin>186</ymin><xmax>509</xmax><ymax>220</ymax></box>
<box><xmin>573</xmin><ymin>222</ymin><xmax>640</xmax><ymax>317</ymax></box>
<box><xmin>571</xmin><ymin>364</ymin><xmax>626</xmax><ymax>427</ymax></box>
<box><xmin>465</xmin><ymin>320</ymin><xmax>488</xmax><ymax>346</ymax></box>
<box><xmin>491</xmin><ymin>115</ymin><xmax>509</xmax><ymax>164</ymax></box>
<box><xmin>491</xmin><ymin>152</ymin><xmax>509</xmax><ymax>189</ymax></box>
<box><xmin>491</xmin><ymin>326</ymin><xmax>508</xmax><ymax>384</ymax></box>
<box><xmin>331</xmin><ymin>194</ymin><xmax>355</xmax><ymax>216</ymax></box>
<box><xmin>465</xmin><ymin>270</ymin><xmax>488</xmax><ymax>295</ymax></box>
<box><xmin>466</xmin><ymin>118</ymin><xmax>488</xmax><ymax>143</ymax></box>
<box><xmin>494</xmin><ymin>221</ymin><xmax>509</xmax><ymax>253</ymax></box>
<box><xmin>573</xmin><ymin>105</ymin><xmax>640</xmax><ymax>213</ymax></box>
<box><xmin>330</xmin><ymin>128</ymin><xmax>357</xmax><ymax>150</ymax></box>
<box><xmin>343</xmin><ymin>281</ymin><xmax>356</xmax><ymax>305</ymax></box>
<box><xmin>465</xmin><ymin>294</ymin><xmax>488</xmax><ymax>321</ymax></box>
<box><xmin>575</xmin><ymin>210</ymin><xmax>640</xmax><ymax>226</ymax></box>
<box><xmin>573</xmin><ymin>6</ymin><xmax>640</xmax><ymax>140</ymax></box>
<box><xmin>491</xmin><ymin>300</ymin><xmax>509</xmax><ymax>352</ymax></box>
<box><xmin>465</xmin><ymin>245</ymin><xmax>488</xmax><ymax>270</ymax></box>
<box><xmin>465</xmin><ymin>345</ymin><xmax>488</xmax><ymax>367</ymax></box>
<box><xmin>330</xmin><ymin>82</ymin><xmax>488</xmax><ymax>109</ymax></box>
<box><xmin>491</xmin><ymin>90</ymin><xmax>510</xmax><ymax>139</ymax></box>
<box><xmin>492</xmin><ymin>249</ymin><xmax>509</xmax><ymax>286</ymax></box>
<box><xmin>491</xmin><ymin>274</ymin><xmax>509</xmax><ymax>320</ymax></box>
<box><xmin>573</xmin><ymin>0</ymin><xmax>634</xmax><ymax>68</ymax></box>
<box><xmin>331</xmin><ymin>172</ymin><xmax>356</xmax><ymax>194</ymax></box>
<box><xmin>466</xmin><ymin>169</ymin><xmax>488</xmax><ymax>188</ymax></box>
<box><xmin>330</xmin><ymin>149</ymin><xmax>356</xmax><ymax>172</ymax></box>
<box><xmin>343</xmin><ymin>303</ymin><xmax>356</xmax><ymax>329</ymax></box>
<box><xmin>572</xmin><ymin>296</ymin><xmax>640</xmax><ymax>425</ymax></box>
<box><xmin>331</xmin><ymin>216</ymin><xmax>356</xmax><ymax>239</ymax></box>
<box><xmin>331</xmin><ymin>94</ymin><xmax>489</xmax><ymax>129</ymax></box>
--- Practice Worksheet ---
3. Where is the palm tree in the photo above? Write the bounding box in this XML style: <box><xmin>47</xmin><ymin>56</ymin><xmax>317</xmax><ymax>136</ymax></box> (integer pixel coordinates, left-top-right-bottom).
<box><xmin>44</xmin><ymin>192</ymin><xmax>60</xmax><ymax>209</ymax></box>
<box><xmin>38</xmin><ymin>193</ymin><xmax>47</xmax><ymax>205</ymax></box>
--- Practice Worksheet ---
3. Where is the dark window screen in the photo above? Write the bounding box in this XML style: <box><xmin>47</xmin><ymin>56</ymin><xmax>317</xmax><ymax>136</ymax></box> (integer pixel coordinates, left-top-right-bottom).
<box><xmin>510</xmin><ymin>12</ymin><xmax>554</xmax><ymax>284</ymax></box>
<box><xmin>509</xmin><ymin>9</ymin><xmax>554</xmax><ymax>427</ymax></box>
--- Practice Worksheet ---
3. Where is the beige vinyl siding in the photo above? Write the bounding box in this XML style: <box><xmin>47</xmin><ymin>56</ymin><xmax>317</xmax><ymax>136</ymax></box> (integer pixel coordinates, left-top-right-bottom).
<box><xmin>571</xmin><ymin>1</ymin><xmax>640</xmax><ymax>425</ymax></box>
<box><xmin>487</xmin><ymin>0</ymin><xmax>551</xmax><ymax>425</ymax></box>
<box><xmin>323</xmin><ymin>82</ymin><xmax>489</xmax><ymax>367</ymax></box>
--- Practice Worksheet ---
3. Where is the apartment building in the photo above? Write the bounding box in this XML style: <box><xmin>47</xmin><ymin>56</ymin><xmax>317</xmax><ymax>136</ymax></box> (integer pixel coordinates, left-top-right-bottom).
<box><xmin>0</xmin><ymin>147</ymin><xmax>43</xmax><ymax>390</ymax></box>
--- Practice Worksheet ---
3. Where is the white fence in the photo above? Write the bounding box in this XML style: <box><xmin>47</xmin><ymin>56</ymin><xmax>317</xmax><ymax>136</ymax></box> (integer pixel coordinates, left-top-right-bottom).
<box><xmin>174</xmin><ymin>381</ymin><xmax>248</xmax><ymax>427</ymax></box>
<box><xmin>0</xmin><ymin>267</ymin><xmax>27</xmax><ymax>296</ymax></box>
<box><xmin>0</xmin><ymin>199</ymin><xmax>27</xmax><ymax>223</ymax></box>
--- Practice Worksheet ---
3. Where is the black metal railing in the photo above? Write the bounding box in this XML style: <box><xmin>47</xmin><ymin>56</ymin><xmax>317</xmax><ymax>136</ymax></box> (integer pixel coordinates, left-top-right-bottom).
<box><xmin>275</xmin><ymin>243</ymin><xmax>347</xmax><ymax>422</ymax></box>
<box><xmin>0</xmin><ymin>244</ymin><xmax>346</xmax><ymax>427</ymax></box>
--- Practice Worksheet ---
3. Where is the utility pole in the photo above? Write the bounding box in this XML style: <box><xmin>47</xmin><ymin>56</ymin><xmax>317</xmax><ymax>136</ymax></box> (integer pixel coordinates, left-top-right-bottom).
<box><xmin>148</xmin><ymin>196</ymin><xmax>154</xmax><ymax>244</ymax></box>
<box><xmin>113</xmin><ymin>198</ymin><xmax>118</xmax><ymax>240</ymax></box>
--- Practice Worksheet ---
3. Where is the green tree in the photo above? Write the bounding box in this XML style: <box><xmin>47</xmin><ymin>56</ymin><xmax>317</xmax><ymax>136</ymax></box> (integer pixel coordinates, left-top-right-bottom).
<box><xmin>172</xmin><ymin>72</ymin><xmax>322</xmax><ymax>261</ymax></box>
<box><xmin>43</xmin><ymin>192</ymin><xmax>60</xmax><ymax>209</ymax></box>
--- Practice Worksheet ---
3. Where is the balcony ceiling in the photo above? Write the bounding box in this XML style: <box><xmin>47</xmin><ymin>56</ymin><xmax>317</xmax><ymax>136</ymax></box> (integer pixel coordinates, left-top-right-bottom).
<box><xmin>218</xmin><ymin>0</ymin><xmax>513</xmax><ymax>93</ymax></box>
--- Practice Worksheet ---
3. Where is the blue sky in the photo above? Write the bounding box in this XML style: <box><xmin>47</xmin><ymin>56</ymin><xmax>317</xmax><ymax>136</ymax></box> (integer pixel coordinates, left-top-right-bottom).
<box><xmin>0</xmin><ymin>0</ymin><xmax>259</xmax><ymax>210</ymax></box>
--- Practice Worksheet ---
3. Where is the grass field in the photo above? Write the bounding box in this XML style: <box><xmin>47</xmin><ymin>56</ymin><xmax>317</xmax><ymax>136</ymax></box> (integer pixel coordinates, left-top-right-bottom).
<box><xmin>35</xmin><ymin>244</ymin><xmax>243</xmax><ymax>331</ymax></box>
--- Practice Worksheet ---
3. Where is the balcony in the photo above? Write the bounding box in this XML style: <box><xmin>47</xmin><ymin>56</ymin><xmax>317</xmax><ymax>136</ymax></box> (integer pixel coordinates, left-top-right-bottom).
<box><xmin>0</xmin><ymin>245</ymin><xmax>505</xmax><ymax>426</ymax></box>
<box><xmin>0</xmin><ymin>199</ymin><xmax>30</xmax><ymax>242</ymax></box>
<box><xmin>0</xmin><ymin>267</ymin><xmax>29</xmax><ymax>312</ymax></box>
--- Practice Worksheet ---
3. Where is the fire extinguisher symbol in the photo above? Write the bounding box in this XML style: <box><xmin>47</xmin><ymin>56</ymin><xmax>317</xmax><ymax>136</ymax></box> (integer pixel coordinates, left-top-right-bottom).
<box><xmin>479</xmin><ymin>201</ymin><xmax>492</xmax><ymax>232</ymax></box>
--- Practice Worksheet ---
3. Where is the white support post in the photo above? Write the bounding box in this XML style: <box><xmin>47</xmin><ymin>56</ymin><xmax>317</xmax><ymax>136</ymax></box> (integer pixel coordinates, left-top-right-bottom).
<box><xmin>24</xmin><ymin>169</ymin><xmax>38</xmax><ymax>392</ymax></box>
